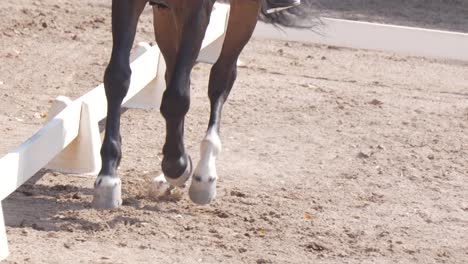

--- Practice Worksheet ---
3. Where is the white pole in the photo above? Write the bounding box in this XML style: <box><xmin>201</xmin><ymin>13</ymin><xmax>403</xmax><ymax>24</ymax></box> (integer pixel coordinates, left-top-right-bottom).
<box><xmin>0</xmin><ymin>202</ymin><xmax>9</xmax><ymax>261</ymax></box>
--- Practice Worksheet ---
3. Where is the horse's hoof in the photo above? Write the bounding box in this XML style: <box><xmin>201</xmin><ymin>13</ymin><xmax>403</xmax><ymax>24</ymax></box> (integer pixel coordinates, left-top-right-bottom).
<box><xmin>147</xmin><ymin>174</ymin><xmax>171</xmax><ymax>199</ymax></box>
<box><xmin>92</xmin><ymin>176</ymin><xmax>122</xmax><ymax>209</ymax></box>
<box><xmin>189</xmin><ymin>175</ymin><xmax>216</xmax><ymax>205</ymax></box>
<box><xmin>164</xmin><ymin>155</ymin><xmax>192</xmax><ymax>188</ymax></box>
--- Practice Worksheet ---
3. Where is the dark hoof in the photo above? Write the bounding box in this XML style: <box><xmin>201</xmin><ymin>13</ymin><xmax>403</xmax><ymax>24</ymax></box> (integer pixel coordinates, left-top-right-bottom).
<box><xmin>163</xmin><ymin>155</ymin><xmax>192</xmax><ymax>187</ymax></box>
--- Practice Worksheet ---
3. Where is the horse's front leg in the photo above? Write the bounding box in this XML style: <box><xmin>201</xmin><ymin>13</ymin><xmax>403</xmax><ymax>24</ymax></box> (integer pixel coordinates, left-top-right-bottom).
<box><xmin>158</xmin><ymin>0</ymin><xmax>215</xmax><ymax>188</ymax></box>
<box><xmin>189</xmin><ymin>0</ymin><xmax>261</xmax><ymax>204</ymax></box>
<box><xmin>92</xmin><ymin>0</ymin><xmax>148</xmax><ymax>209</ymax></box>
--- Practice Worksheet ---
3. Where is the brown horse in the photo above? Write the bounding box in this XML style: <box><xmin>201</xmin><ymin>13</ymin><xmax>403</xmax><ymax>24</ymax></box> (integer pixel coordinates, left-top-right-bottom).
<box><xmin>92</xmin><ymin>0</ymin><xmax>315</xmax><ymax>209</ymax></box>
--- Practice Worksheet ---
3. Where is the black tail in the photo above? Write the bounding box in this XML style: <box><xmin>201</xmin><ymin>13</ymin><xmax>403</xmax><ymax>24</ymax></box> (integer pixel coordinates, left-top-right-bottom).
<box><xmin>259</xmin><ymin>0</ymin><xmax>320</xmax><ymax>28</ymax></box>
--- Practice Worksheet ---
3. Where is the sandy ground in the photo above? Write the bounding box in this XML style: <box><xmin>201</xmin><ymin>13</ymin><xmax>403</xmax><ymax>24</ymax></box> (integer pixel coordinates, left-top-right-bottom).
<box><xmin>1</xmin><ymin>0</ymin><xmax>468</xmax><ymax>263</ymax></box>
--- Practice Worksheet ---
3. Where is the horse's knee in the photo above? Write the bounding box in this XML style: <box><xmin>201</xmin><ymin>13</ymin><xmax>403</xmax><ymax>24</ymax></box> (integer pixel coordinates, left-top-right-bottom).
<box><xmin>160</xmin><ymin>86</ymin><xmax>190</xmax><ymax>120</ymax></box>
<box><xmin>104</xmin><ymin>62</ymin><xmax>132</xmax><ymax>102</ymax></box>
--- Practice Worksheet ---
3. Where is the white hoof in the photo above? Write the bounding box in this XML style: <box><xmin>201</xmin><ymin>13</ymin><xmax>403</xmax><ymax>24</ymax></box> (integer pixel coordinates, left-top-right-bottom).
<box><xmin>189</xmin><ymin>176</ymin><xmax>217</xmax><ymax>205</ymax></box>
<box><xmin>147</xmin><ymin>174</ymin><xmax>171</xmax><ymax>199</ymax></box>
<box><xmin>190</xmin><ymin>129</ymin><xmax>221</xmax><ymax>205</ymax></box>
<box><xmin>164</xmin><ymin>156</ymin><xmax>192</xmax><ymax>188</ymax></box>
<box><xmin>92</xmin><ymin>176</ymin><xmax>122</xmax><ymax>209</ymax></box>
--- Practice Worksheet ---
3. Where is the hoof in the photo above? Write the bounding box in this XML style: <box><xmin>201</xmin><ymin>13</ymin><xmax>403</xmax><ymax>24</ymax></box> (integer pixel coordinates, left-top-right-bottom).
<box><xmin>147</xmin><ymin>174</ymin><xmax>171</xmax><ymax>199</ymax></box>
<box><xmin>164</xmin><ymin>155</ymin><xmax>192</xmax><ymax>188</ymax></box>
<box><xmin>148</xmin><ymin>174</ymin><xmax>184</xmax><ymax>201</ymax></box>
<box><xmin>189</xmin><ymin>176</ymin><xmax>216</xmax><ymax>205</ymax></box>
<box><xmin>92</xmin><ymin>176</ymin><xmax>122</xmax><ymax>209</ymax></box>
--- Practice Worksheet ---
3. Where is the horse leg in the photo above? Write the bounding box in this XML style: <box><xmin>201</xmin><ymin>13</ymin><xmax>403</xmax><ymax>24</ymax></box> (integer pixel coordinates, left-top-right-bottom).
<box><xmin>189</xmin><ymin>0</ymin><xmax>261</xmax><ymax>204</ymax></box>
<box><xmin>152</xmin><ymin>8</ymin><xmax>178</xmax><ymax>87</ymax></box>
<box><xmin>156</xmin><ymin>1</ymin><xmax>215</xmax><ymax>187</ymax></box>
<box><xmin>147</xmin><ymin>4</ymin><xmax>179</xmax><ymax>194</ymax></box>
<box><xmin>92</xmin><ymin>0</ymin><xmax>147</xmax><ymax>209</ymax></box>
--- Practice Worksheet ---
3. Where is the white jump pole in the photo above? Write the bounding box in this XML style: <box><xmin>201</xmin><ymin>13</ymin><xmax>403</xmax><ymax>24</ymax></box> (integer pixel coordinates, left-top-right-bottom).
<box><xmin>45</xmin><ymin>97</ymin><xmax>102</xmax><ymax>175</ymax></box>
<box><xmin>254</xmin><ymin>18</ymin><xmax>468</xmax><ymax>62</ymax></box>
<box><xmin>0</xmin><ymin>202</ymin><xmax>8</xmax><ymax>260</ymax></box>
<box><xmin>45</xmin><ymin>100</ymin><xmax>102</xmax><ymax>175</ymax></box>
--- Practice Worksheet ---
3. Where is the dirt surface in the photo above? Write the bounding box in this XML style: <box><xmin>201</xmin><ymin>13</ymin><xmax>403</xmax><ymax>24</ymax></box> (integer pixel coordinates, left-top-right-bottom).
<box><xmin>1</xmin><ymin>0</ymin><xmax>468</xmax><ymax>263</ymax></box>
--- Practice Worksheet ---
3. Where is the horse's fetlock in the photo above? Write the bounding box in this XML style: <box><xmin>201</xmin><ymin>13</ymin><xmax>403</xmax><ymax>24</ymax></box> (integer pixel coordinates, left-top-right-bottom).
<box><xmin>100</xmin><ymin>138</ymin><xmax>122</xmax><ymax>160</ymax></box>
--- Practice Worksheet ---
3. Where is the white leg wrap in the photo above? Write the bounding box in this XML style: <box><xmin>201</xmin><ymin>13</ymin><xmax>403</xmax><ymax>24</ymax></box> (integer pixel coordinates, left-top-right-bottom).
<box><xmin>189</xmin><ymin>129</ymin><xmax>222</xmax><ymax>205</ymax></box>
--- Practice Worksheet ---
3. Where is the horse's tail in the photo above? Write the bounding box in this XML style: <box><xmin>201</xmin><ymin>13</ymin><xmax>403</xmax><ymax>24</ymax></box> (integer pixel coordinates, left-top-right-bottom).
<box><xmin>259</xmin><ymin>0</ymin><xmax>320</xmax><ymax>28</ymax></box>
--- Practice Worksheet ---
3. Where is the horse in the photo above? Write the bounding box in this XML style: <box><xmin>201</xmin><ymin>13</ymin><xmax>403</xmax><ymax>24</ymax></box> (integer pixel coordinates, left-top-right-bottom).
<box><xmin>92</xmin><ymin>0</ymin><xmax>315</xmax><ymax>209</ymax></box>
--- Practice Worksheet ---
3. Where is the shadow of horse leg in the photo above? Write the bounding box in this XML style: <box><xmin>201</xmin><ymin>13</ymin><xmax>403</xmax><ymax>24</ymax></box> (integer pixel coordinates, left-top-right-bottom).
<box><xmin>92</xmin><ymin>0</ymin><xmax>147</xmax><ymax>209</ymax></box>
<box><xmin>157</xmin><ymin>1</ymin><xmax>215</xmax><ymax>188</ymax></box>
<box><xmin>189</xmin><ymin>0</ymin><xmax>262</xmax><ymax>205</ymax></box>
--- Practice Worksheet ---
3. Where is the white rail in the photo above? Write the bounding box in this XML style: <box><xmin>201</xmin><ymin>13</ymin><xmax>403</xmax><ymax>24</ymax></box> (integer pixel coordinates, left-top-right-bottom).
<box><xmin>254</xmin><ymin>18</ymin><xmax>468</xmax><ymax>61</ymax></box>
<box><xmin>0</xmin><ymin>3</ymin><xmax>230</xmax><ymax>261</ymax></box>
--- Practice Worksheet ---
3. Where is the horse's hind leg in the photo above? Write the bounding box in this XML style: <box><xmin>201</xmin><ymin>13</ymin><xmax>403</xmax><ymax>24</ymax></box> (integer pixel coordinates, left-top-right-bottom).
<box><xmin>93</xmin><ymin>0</ymin><xmax>147</xmax><ymax>209</ymax></box>
<box><xmin>189</xmin><ymin>0</ymin><xmax>261</xmax><ymax>204</ymax></box>
<box><xmin>155</xmin><ymin>1</ymin><xmax>215</xmax><ymax>188</ymax></box>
